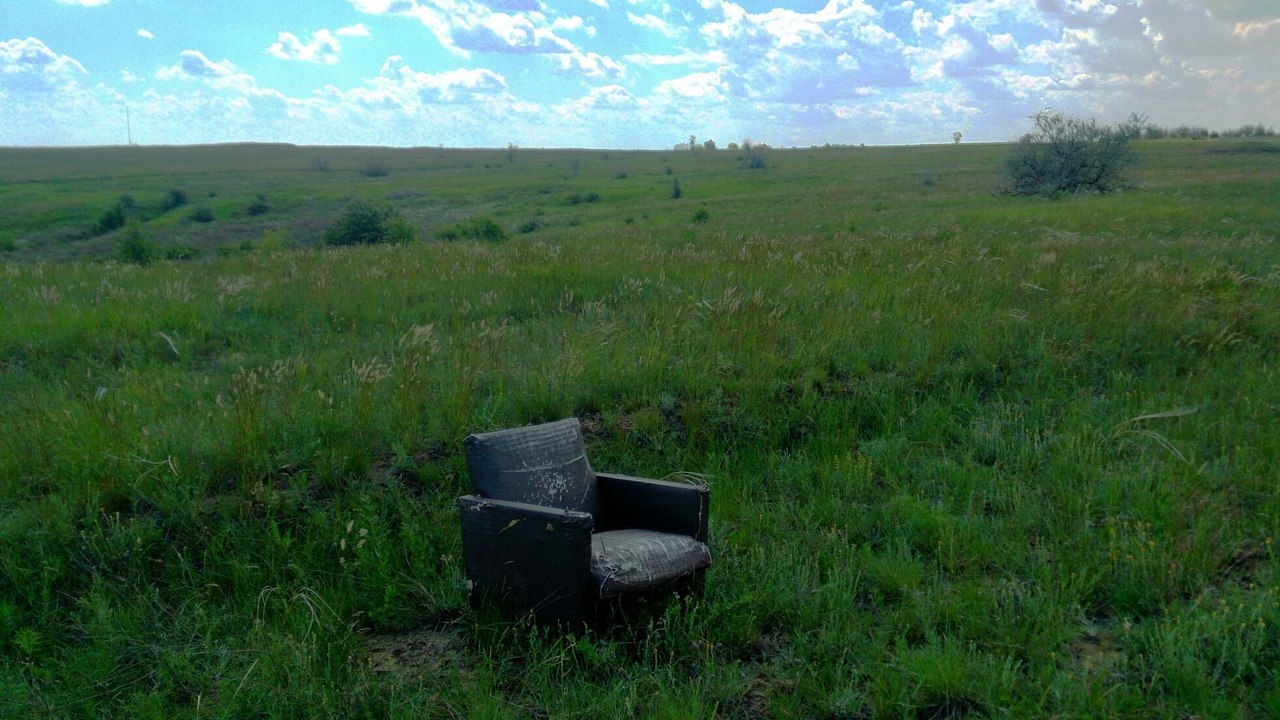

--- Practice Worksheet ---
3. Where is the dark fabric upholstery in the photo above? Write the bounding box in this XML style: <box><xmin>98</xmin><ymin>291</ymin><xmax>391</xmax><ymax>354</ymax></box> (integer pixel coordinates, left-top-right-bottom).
<box><xmin>457</xmin><ymin>495</ymin><xmax>594</xmax><ymax>624</ymax></box>
<box><xmin>590</xmin><ymin>529</ymin><xmax>711</xmax><ymax>599</ymax></box>
<box><xmin>463</xmin><ymin>418</ymin><xmax>599</xmax><ymax>517</ymax></box>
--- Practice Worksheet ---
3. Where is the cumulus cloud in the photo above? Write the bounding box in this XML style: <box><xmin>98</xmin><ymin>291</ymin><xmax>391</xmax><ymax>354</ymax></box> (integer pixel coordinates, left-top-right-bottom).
<box><xmin>334</xmin><ymin>56</ymin><xmax>508</xmax><ymax>106</ymax></box>
<box><xmin>346</xmin><ymin>0</ymin><xmax>622</xmax><ymax>76</ymax></box>
<box><xmin>137</xmin><ymin>29</ymin><xmax>155</xmax><ymax>39</ymax></box>
<box><xmin>0</xmin><ymin>37</ymin><xmax>87</xmax><ymax>92</ymax></box>
<box><xmin>268</xmin><ymin>29</ymin><xmax>343</xmax><ymax>64</ymax></box>
<box><xmin>155</xmin><ymin>50</ymin><xmax>271</xmax><ymax>97</ymax></box>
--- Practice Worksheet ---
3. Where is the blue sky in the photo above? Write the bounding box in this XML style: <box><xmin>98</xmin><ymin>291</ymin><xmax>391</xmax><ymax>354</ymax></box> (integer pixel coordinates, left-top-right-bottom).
<box><xmin>3</xmin><ymin>0</ymin><xmax>1277</xmax><ymax>147</ymax></box>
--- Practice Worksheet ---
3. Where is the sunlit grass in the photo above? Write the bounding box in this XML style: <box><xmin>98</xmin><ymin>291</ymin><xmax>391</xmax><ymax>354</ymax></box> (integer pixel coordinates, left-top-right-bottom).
<box><xmin>1</xmin><ymin>139</ymin><xmax>1278</xmax><ymax>717</ymax></box>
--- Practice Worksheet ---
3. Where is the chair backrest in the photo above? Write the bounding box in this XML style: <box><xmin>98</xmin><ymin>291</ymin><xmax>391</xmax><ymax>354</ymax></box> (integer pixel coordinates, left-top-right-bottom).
<box><xmin>463</xmin><ymin>418</ymin><xmax>599</xmax><ymax>516</ymax></box>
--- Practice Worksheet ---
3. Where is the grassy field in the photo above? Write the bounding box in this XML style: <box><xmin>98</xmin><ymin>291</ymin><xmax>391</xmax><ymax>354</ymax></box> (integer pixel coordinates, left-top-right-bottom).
<box><xmin>1</xmin><ymin>139</ymin><xmax>1279</xmax><ymax>718</ymax></box>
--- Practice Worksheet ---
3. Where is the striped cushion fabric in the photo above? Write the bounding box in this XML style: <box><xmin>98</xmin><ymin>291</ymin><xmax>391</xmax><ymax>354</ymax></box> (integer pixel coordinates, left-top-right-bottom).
<box><xmin>590</xmin><ymin>529</ymin><xmax>710</xmax><ymax>599</ymax></box>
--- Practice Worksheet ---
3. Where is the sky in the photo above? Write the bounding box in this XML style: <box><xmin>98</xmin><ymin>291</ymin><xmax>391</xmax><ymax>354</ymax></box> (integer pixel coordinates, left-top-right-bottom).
<box><xmin>2</xmin><ymin>0</ymin><xmax>1278</xmax><ymax>148</ymax></box>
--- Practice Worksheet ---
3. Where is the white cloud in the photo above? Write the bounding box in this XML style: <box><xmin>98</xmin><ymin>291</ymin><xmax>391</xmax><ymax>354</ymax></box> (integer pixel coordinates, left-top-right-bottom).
<box><xmin>155</xmin><ymin>51</ymin><xmax>268</xmax><ymax>97</ymax></box>
<box><xmin>655</xmin><ymin>70</ymin><xmax>726</xmax><ymax>100</ymax></box>
<box><xmin>53</xmin><ymin>0</ymin><xmax>109</xmax><ymax>5</ymax></box>
<box><xmin>627</xmin><ymin>12</ymin><xmax>680</xmax><ymax>37</ymax></box>
<box><xmin>0</xmin><ymin>37</ymin><xmax>87</xmax><ymax>92</ymax></box>
<box><xmin>137</xmin><ymin>29</ymin><xmax>155</xmax><ymax>40</ymax></box>
<box><xmin>624</xmin><ymin>49</ymin><xmax>726</xmax><ymax>66</ymax></box>
<box><xmin>554</xmin><ymin>50</ymin><xmax>624</xmax><ymax>78</ymax></box>
<box><xmin>268</xmin><ymin>30</ymin><xmax>343</xmax><ymax>65</ymax></box>
<box><xmin>336</xmin><ymin>24</ymin><xmax>371</xmax><ymax>37</ymax></box>
<box><xmin>345</xmin><ymin>0</ymin><xmax>620</xmax><ymax>76</ymax></box>
<box><xmin>335</xmin><ymin>56</ymin><xmax>508</xmax><ymax>106</ymax></box>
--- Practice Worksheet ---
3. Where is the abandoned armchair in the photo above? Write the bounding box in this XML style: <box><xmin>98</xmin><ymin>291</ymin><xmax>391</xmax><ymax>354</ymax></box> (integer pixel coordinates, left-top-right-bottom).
<box><xmin>456</xmin><ymin>418</ymin><xmax>710</xmax><ymax>626</ymax></box>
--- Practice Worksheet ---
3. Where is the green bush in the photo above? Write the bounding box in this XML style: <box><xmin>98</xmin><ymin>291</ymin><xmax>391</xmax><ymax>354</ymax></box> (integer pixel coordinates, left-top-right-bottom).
<box><xmin>161</xmin><ymin>244</ymin><xmax>203</xmax><ymax>261</ymax></box>
<box><xmin>436</xmin><ymin>214</ymin><xmax>508</xmax><ymax>242</ymax></box>
<box><xmin>0</xmin><ymin>234</ymin><xmax>15</xmax><ymax>253</ymax></box>
<box><xmin>1003</xmin><ymin>110</ymin><xmax>1143</xmax><ymax>196</ymax></box>
<box><xmin>158</xmin><ymin>189</ymin><xmax>188</xmax><ymax>213</ymax></box>
<box><xmin>114</xmin><ymin>222</ymin><xmax>155</xmax><ymax>265</ymax></box>
<box><xmin>246</xmin><ymin>193</ymin><xmax>270</xmax><ymax>217</ymax></box>
<box><xmin>670</xmin><ymin>178</ymin><xmax>682</xmax><ymax>199</ymax></box>
<box><xmin>692</xmin><ymin>206</ymin><xmax>710</xmax><ymax>223</ymax></box>
<box><xmin>189</xmin><ymin>207</ymin><xmax>215</xmax><ymax>223</ymax></box>
<box><xmin>741</xmin><ymin>143</ymin><xmax>767</xmax><ymax>169</ymax></box>
<box><xmin>94</xmin><ymin>195</ymin><xmax>138</xmax><ymax>235</ymax></box>
<box><xmin>566</xmin><ymin>192</ymin><xmax>602</xmax><ymax>205</ymax></box>
<box><xmin>324</xmin><ymin>200</ymin><xmax>416</xmax><ymax>246</ymax></box>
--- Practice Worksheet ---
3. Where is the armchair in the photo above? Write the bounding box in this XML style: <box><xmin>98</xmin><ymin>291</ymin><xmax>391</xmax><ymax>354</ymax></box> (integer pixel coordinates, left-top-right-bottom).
<box><xmin>456</xmin><ymin>418</ymin><xmax>710</xmax><ymax>626</ymax></box>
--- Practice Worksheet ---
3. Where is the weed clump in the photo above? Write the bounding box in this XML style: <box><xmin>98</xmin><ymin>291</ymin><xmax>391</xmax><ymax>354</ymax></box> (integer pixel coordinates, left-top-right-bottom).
<box><xmin>325</xmin><ymin>200</ymin><xmax>416</xmax><ymax>246</ymax></box>
<box><xmin>436</xmin><ymin>214</ymin><xmax>508</xmax><ymax>242</ymax></box>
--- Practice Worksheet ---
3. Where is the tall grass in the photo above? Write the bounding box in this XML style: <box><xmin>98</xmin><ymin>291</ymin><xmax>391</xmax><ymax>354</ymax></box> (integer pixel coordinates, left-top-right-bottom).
<box><xmin>1</xmin><ymin>140</ymin><xmax>1278</xmax><ymax>717</ymax></box>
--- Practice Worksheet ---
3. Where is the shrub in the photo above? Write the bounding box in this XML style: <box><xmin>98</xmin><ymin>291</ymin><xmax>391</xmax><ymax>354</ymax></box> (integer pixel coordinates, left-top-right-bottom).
<box><xmin>741</xmin><ymin>142</ymin><xmax>767</xmax><ymax>169</ymax></box>
<box><xmin>114</xmin><ymin>222</ymin><xmax>155</xmax><ymax>265</ymax></box>
<box><xmin>246</xmin><ymin>193</ymin><xmax>270</xmax><ymax>216</ymax></box>
<box><xmin>0</xmin><ymin>234</ymin><xmax>15</xmax><ymax>252</ymax></box>
<box><xmin>94</xmin><ymin>195</ymin><xmax>138</xmax><ymax>235</ymax></box>
<box><xmin>258</xmin><ymin>228</ymin><xmax>295</xmax><ymax>251</ymax></box>
<box><xmin>161</xmin><ymin>244</ymin><xmax>203</xmax><ymax>261</ymax></box>
<box><xmin>159</xmin><ymin>189</ymin><xmax>188</xmax><ymax>213</ymax></box>
<box><xmin>1003</xmin><ymin>110</ymin><xmax>1145</xmax><ymax>196</ymax></box>
<box><xmin>670</xmin><ymin>179</ymin><xmax>682</xmax><ymax>199</ymax></box>
<box><xmin>692</xmin><ymin>206</ymin><xmax>710</xmax><ymax>223</ymax></box>
<box><xmin>566</xmin><ymin>192</ymin><xmax>601</xmax><ymax>205</ymax></box>
<box><xmin>362</xmin><ymin>163</ymin><xmax>389</xmax><ymax>178</ymax></box>
<box><xmin>324</xmin><ymin>200</ymin><xmax>415</xmax><ymax>246</ymax></box>
<box><xmin>437</xmin><ymin>214</ymin><xmax>508</xmax><ymax>242</ymax></box>
<box><xmin>189</xmin><ymin>207</ymin><xmax>215</xmax><ymax>223</ymax></box>
<box><xmin>517</xmin><ymin>218</ymin><xmax>542</xmax><ymax>234</ymax></box>
<box><xmin>95</xmin><ymin>207</ymin><xmax>126</xmax><ymax>235</ymax></box>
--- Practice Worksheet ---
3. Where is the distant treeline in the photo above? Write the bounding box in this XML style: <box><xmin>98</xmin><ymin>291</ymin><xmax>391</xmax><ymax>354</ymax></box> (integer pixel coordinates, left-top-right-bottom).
<box><xmin>1142</xmin><ymin>122</ymin><xmax>1277</xmax><ymax>140</ymax></box>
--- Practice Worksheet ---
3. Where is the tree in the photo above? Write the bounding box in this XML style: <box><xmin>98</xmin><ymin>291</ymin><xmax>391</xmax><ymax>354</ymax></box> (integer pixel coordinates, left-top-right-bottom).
<box><xmin>952</xmin><ymin>131</ymin><xmax>963</xmax><ymax>144</ymax></box>
<box><xmin>740</xmin><ymin>140</ymin><xmax>767</xmax><ymax>169</ymax></box>
<box><xmin>688</xmin><ymin>135</ymin><xmax>697</xmax><ymax>151</ymax></box>
<box><xmin>1002</xmin><ymin>110</ymin><xmax>1144</xmax><ymax>196</ymax></box>
<box><xmin>703</xmin><ymin>138</ymin><xmax>717</xmax><ymax>151</ymax></box>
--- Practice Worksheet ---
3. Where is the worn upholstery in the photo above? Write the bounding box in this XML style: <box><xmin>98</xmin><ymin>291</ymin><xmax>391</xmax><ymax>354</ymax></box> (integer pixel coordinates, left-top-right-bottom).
<box><xmin>459</xmin><ymin>418</ymin><xmax>710</xmax><ymax>625</ymax></box>
<box><xmin>463</xmin><ymin>418</ymin><xmax>599</xmax><ymax>517</ymax></box>
<box><xmin>590</xmin><ymin>529</ymin><xmax>711</xmax><ymax>599</ymax></box>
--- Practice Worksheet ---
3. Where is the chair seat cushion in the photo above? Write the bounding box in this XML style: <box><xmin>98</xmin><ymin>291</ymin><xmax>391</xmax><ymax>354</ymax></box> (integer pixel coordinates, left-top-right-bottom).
<box><xmin>590</xmin><ymin>529</ymin><xmax>711</xmax><ymax>599</ymax></box>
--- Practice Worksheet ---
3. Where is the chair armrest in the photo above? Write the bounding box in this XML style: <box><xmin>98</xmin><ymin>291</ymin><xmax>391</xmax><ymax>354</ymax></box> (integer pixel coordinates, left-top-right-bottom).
<box><xmin>456</xmin><ymin>495</ymin><xmax>594</xmax><ymax>625</ymax></box>
<box><xmin>595</xmin><ymin>472</ymin><xmax>709</xmax><ymax>543</ymax></box>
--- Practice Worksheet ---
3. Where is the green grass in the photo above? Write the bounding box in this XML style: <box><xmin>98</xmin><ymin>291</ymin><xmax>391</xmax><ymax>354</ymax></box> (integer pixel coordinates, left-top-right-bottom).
<box><xmin>2</xmin><ymin>139</ymin><xmax>1279</xmax><ymax>718</ymax></box>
